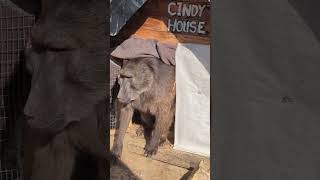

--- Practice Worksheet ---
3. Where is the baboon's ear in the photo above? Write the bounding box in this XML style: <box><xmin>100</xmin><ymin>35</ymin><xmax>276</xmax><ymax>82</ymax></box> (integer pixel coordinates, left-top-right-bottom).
<box><xmin>11</xmin><ymin>0</ymin><xmax>41</xmax><ymax>17</ymax></box>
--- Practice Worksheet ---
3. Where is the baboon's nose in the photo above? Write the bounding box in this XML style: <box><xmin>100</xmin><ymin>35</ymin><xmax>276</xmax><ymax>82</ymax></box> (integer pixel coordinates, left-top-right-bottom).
<box><xmin>24</xmin><ymin>104</ymin><xmax>35</xmax><ymax>120</ymax></box>
<box><xmin>23</xmin><ymin>114</ymin><xmax>34</xmax><ymax>120</ymax></box>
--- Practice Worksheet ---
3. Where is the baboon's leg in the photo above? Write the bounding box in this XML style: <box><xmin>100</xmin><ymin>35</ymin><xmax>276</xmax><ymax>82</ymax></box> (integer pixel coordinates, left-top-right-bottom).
<box><xmin>137</xmin><ymin>112</ymin><xmax>155</xmax><ymax>147</ymax></box>
<box><xmin>159</xmin><ymin>107</ymin><xmax>175</xmax><ymax>146</ymax></box>
<box><xmin>140</xmin><ymin>113</ymin><xmax>154</xmax><ymax>128</ymax></box>
<box><xmin>30</xmin><ymin>131</ymin><xmax>76</xmax><ymax>180</ymax></box>
<box><xmin>136</xmin><ymin>113</ymin><xmax>153</xmax><ymax>137</ymax></box>
<box><xmin>143</xmin><ymin>127</ymin><xmax>153</xmax><ymax>148</ymax></box>
<box><xmin>144</xmin><ymin>108</ymin><xmax>172</xmax><ymax>157</ymax></box>
<box><xmin>159</xmin><ymin>136</ymin><xmax>167</xmax><ymax>146</ymax></box>
<box><xmin>111</xmin><ymin>103</ymin><xmax>133</xmax><ymax>158</ymax></box>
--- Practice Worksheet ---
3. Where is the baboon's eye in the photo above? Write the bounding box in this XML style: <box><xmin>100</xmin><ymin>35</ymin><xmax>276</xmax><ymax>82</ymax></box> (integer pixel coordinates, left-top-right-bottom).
<box><xmin>46</xmin><ymin>46</ymin><xmax>70</xmax><ymax>52</ymax></box>
<box><xmin>31</xmin><ymin>41</ymin><xmax>70</xmax><ymax>53</ymax></box>
<box><xmin>120</xmin><ymin>74</ymin><xmax>132</xmax><ymax>79</ymax></box>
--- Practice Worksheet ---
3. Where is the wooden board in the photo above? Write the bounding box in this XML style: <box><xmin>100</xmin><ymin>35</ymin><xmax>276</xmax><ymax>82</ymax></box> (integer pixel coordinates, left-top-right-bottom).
<box><xmin>134</xmin><ymin>0</ymin><xmax>210</xmax><ymax>45</ymax></box>
<box><xmin>111</xmin><ymin>0</ymin><xmax>211</xmax><ymax>47</ymax></box>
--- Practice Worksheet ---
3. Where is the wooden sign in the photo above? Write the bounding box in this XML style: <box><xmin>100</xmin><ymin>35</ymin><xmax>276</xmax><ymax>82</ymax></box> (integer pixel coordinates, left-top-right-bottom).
<box><xmin>111</xmin><ymin>0</ymin><xmax>211</xmax><ymax>46</ymax></box>
<box><xmin>166</xmin><ymin>1</ymin><xmax>210</xmax><ymax>35</ymax></box>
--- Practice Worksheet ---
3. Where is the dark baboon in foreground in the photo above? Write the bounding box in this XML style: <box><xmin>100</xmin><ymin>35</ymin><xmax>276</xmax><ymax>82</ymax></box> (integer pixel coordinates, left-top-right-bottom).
<box><xmin>111</xmin><ymin>57</ymin><xmax>176</xmax><ymax>158</ymax></box>
<box><xmin>12</xmin><ymin>0</ymin><xmax>109</xmax><ymax>180</ymax></box>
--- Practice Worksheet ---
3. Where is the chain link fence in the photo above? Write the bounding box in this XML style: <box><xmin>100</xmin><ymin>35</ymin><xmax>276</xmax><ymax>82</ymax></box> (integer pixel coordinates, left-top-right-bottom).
<box><xmin>0</xmin><ymin>0</ymin><xmax>34</xmax><ymax>179</ymax></box>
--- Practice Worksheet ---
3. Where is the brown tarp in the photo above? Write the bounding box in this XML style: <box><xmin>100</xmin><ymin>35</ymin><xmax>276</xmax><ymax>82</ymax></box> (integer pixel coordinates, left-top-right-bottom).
<box><xmin>111</xmin><ymin>35</ymin><xmax>176</xmax><ymax>66</ymax></box>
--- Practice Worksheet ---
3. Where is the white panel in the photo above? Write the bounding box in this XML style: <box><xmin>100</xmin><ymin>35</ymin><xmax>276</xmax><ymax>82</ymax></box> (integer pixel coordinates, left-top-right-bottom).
<box><xmin>174</xmin><ymin>43</ymin><xmax>210</xmax><ymax>157</ymax></box>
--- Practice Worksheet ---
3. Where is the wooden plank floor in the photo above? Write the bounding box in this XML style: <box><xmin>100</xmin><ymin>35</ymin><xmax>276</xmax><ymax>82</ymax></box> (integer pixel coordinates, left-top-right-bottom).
<box><xmin>110</xmin><ymin>124</ymin><xmax>210</xmax><ymax>180</ymax></box>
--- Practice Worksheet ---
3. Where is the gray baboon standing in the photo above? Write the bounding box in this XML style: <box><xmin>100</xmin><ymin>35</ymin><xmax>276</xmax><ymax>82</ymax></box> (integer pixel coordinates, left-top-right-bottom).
<box><xmin>12</xmin><ymin>0</ymin><xmax>109</xmax><ymax>180</ymax></box>
<box><xmin>112</xmin><ymin>57</ymin><xmax>176</xmax><ymax>157</ymax></box>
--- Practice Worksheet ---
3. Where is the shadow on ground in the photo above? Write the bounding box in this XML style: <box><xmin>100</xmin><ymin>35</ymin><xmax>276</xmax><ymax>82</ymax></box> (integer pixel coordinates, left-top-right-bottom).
<box><xmin>111</xmin><ymin>158</ymin><xmax>139</xmax><ymax>180</ymax></box>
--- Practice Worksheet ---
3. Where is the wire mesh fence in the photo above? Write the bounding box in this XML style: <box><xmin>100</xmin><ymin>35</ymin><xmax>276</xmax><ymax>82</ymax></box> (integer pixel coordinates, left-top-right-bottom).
<box><xmin>0</xmin><ymin>166</ymin><xmax>20</xmax><ymax>180</ymax></box>
<box><xmin>110</xmin><ymin>59</ymin><xmax>121</xmax><ymax>129</ymax></box>
<box><xmin>0</xmin><ymin>1</ymin><xmax>34</xmax><ymax>179</ymax></box>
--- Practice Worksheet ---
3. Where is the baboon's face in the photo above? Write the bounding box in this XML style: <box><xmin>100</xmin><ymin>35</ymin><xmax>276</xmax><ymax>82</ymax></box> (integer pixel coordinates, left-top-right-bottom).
<box><xmin>23</xmin><ymin>0</ymin><xmax>108</xmax><ymax>132</ymax></box>
<box><xmin>117</xmin><ymin>60</ymin><xmax>154</xmax><ymax>104</ymax></box>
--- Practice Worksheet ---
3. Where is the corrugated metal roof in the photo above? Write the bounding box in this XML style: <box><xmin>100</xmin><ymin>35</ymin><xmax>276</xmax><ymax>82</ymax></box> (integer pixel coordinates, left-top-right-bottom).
<box><xmin>110</xmin><ymin>0</ymin><xmax>147</xmax><ymax>36</ymax></box>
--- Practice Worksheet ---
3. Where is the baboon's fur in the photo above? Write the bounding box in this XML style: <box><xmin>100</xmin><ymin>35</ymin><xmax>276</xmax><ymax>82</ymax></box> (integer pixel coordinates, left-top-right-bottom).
<box><xmin>112</xmin><ymin>57</ymin><xmax>176</xmax><ymax>157</ymax></box>
<box><xmin>12</xmin><ymin>0</ymin><xmax>109</xmax><ymax>179</ymax></box>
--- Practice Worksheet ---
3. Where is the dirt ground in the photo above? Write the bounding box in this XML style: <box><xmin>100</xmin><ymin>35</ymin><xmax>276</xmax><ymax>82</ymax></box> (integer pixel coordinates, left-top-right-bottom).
<box><xmin>110</xmin><ymin>124</ymin><xmax>210</xmax><ymax>180</ymax></box>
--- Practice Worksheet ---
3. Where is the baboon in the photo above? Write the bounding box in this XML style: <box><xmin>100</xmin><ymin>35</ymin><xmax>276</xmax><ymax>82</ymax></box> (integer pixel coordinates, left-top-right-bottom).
<box><xmin>12</xmin><ymin>0</ymin><xmax>109</xmax><ymax>180</ymax></box>
<box><xmin>111</xmin><ymin>57</ymin><xmax>176</xmax><ymax>158</ymax></box>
